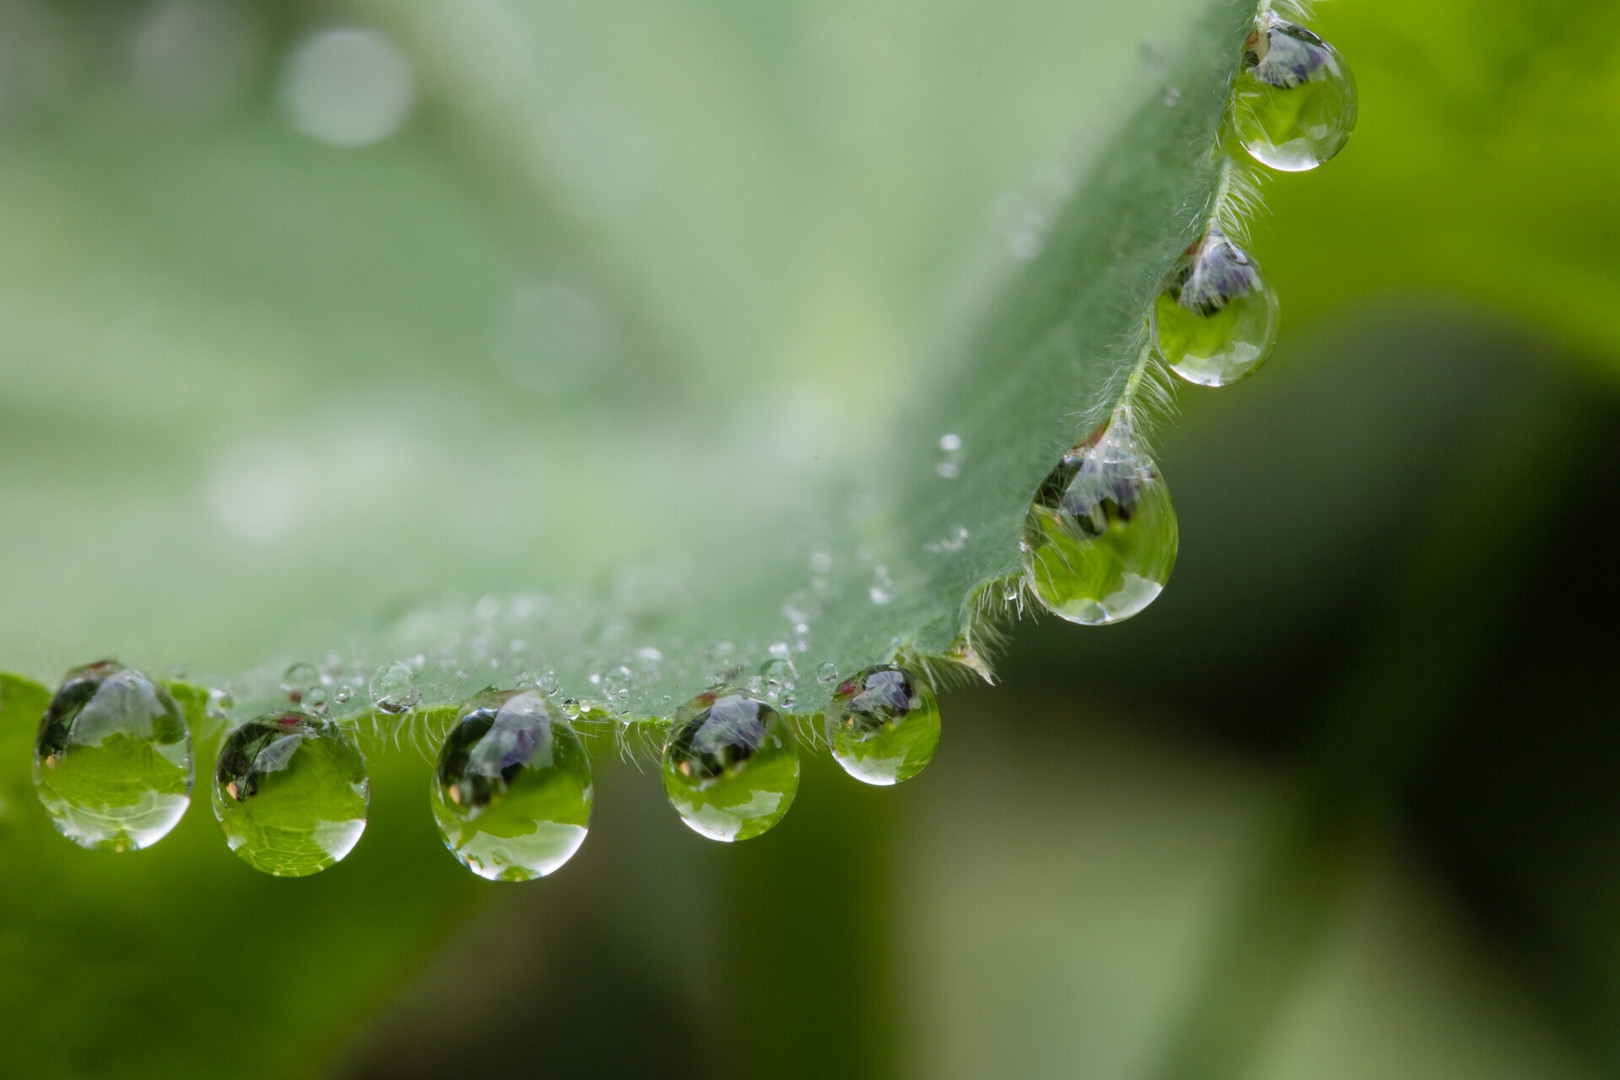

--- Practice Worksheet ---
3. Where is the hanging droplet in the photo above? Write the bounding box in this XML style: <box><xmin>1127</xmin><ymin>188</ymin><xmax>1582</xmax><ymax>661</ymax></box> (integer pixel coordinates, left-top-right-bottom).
<box><xmin>32</xmin><ymin>661</ymin><xmax>193</xmax><ymax>851</ymax></box>
<box><xmin>369</xmin><ymin>660</ymin><xmax>421</xmax><ymax>714</ymax></box>
<box><xmin>430</xmin><ymin>688</ymin><xmax>593</xmax><ymax>881</ymax></box>
<box><xmin>1021</xmin><ymin>413</ymin><xmax>1178</xmax><ymax>625</ymax></box>
<box><xmin>1234</xmin><ymin>17</ymin><xmax>1357</xmax><ymax>172</ymax></box>
<box><xmin>1154</xmin><ymin>224</ymin><xmax>1279</xmax><ymax>386</ymax></box>
<box><xmin>212</xmin><ymin>711</ymin><xmax>369</xmax><ymax>877</ymax></box>
<box><xmin>828</xmin><ymin>665</ymin><xmax>940</xmax><ymax>786</ymax></box>
<box><xmin>662</xmin><ymin>690</ymin><xmax>799</xmax><ymax>842</ymax></box>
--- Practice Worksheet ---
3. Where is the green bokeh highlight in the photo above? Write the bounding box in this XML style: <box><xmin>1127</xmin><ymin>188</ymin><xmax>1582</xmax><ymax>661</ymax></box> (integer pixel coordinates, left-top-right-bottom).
<box><xmin>213</xmin><ymin>713</ymin><xmax>369</xmax><ymax>877</ymax></box>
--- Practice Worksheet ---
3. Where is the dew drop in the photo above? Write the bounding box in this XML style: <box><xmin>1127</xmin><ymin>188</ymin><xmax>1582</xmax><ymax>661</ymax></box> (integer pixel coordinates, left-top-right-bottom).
<box><xmin>705</xmin><ymin>641</ymin><xmax>741</xmax><ymax>683</ymax></box>
<box><xmin>1234</xmin><ymin>16</ymin><xmax>1357</xmax><ymax>172</ymax></box>
<box><xmin>369</xmin><ymin>660</ymin><xmax>421</xmax><ymax>714</ymax></box>
<box><xmin>430</xmin><ymin>688</ymin><xmax>592</xmax><ymax>881</ymax></box>
<box><xmin>1021</xmin><ymin>413</ymin><xmax>1178</xmax><ymax>625</ymax></box>
<box><xmin>828</xmin><ymin>665</ymin><xmax>940</xmax><ymax>786</ymax></box>
<box><xmin>869</xmin><ymin>565</ymin><xmax>897</xmax><ymax>605</ymax></box>
<box><xmin>1154</xmin><ymin>224</ymin><xmax>1279</xmax><ymax>386</ymax></box>
<box><xmin>32</xmin><ymin>661</ymin><xmax>194</xmax><ymax>851</ymax></box>
<box><xmin>760</xmin><ymin>658</ymin><xmax>797</xmax><ymax>702</ymax></box>
<box><xmin>816</xmin><ymin>661</ymin><xmax>839</xmax><ymax>684</ymax></box>
<box><xmin>662</xmin><ymin>691</ymin><xmax>799</xmax><ymax>842</ymax></box>
<box><xmin>212</xmin><ymin>710</ymin><xmax>369</xmax><ymax>877</ymax></box>
<box><xmin>206</xmin><ymin>687</ymin><xmax>235</xmax><ymax>722</ymax></box>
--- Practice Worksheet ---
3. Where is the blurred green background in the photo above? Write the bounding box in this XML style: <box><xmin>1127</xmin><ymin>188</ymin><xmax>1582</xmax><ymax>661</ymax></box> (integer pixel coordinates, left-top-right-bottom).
<box><xmin>3</xmin><ymin>0</ymin><xmax>1618</xmax><ymax>1077</ymax></box>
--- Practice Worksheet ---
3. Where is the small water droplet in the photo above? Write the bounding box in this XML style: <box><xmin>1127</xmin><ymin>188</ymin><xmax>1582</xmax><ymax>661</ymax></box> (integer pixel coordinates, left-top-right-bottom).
<box><xmin>809</xmin><ymin>551</ymin><xmax>833</xmax><ymax>574</ymax></box>
<box><xmin>1234</xmin><ymin>16</ymin><xmax>1357</xmax><ymax>172</ymax></box>
<box><xmin>936</xmin><ymin>433</ymin><xmax>965</xmax><ymax>478</ymax></box>
<box><xmin>869</xmin><ymin>565</ymin><xmax>897</xmax><ymax>605</ymax></box>
<box><xmin>206</xmin><ymin>687</ymin><xmax>235</xmax><ymax>722</ymax></box>
<box><xmin>760</xmin><ymin>658</ymin><xmax>797</xmax><ymax>702</ymax></box>
<box><xmin>816</xmin><ymin>661</ymin><xmax>839</xmax><ymax>684</ymax></box>
<box><xmin>1163</xmin><ymin>85</ymin><xmax>1181</xmax><ymax>107</ymax></box>
<box><xmin>829</xmin><ymin>665</ymin><xmax>940</xmax><ymax>786</ymax></box>
<box><xmin>212</xmin><ymin>711</ymin><xmax>369</xmax><ymax>876</ymax></box>
<box><xmin>1022</xmin><ymin>413</ymin><xmax>1178</xmax><ymax>625</ymax></box>
<box><xmin>369</xmin><ymin>660</ymin><xmax>421</xmax><ymax>714</ymax></box>
<box><xmin>32</xmin><ymin>661</ymin><xmax>194</xmax><ymax>851</ymax></box>
<box><xmin>924</xmin><ymin>526</ymin><xmax>970</xmax><ymax>555</ymax></box>
<box><xmin>706</xmin><ymin>641</ymin><xmax>741</xmax><ymax>683</ymax></box>
<box><xmin>304</xmin><ymin>685</ymin><xmax>328</xmax><ymax>710</ymax></box>
<box><xmin>662</xmin><ymin>691</ymin><xmax>799</xmax><ymax>842</ymax></box>
<box><xmin>431</xmin><ymin>689</ymin><xmax>592</xmax><ymax>881</ymax></box>
<box><xmin>1154</xmin><ymin>224</ymin><xmax>1279</xmax><ymax>386</ymax></box>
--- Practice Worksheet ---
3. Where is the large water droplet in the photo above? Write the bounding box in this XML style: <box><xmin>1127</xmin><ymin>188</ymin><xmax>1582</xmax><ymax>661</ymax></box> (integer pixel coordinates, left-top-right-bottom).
<box><xmin>1234</xmin><ymin>17</ymin><xmax>1357</xmax><ymax>172</ymax></box>
<box><xmin>212</xmin><ymin>711</ymin><xmax>369</xmax><ymax>876</ymax></box>
<box><xmin>431</xmin><ymin>688</ymin><xmax>593</xmax><ymax>881</ymax></box>
<box><xmin>1021</xmin><ymin>414</ymin><xmax>1178</xmax><ymax>625</ymax></box>
<box><xmin>32</xmin><ymin>661</ymin><xmax>194</xmax><ymax>851</ymax></box>
<box><xmin>662</xmin><ymin>691</ymin><xmax>799</xmax><ymax>842</ymax></box>
<box><xmin>1154</xmin><ymin>224</ymin><xmax>1279</xmax><ymax>386</ymax></box>
<box><xmin>828</xmin><ymin>665</ymin><xmax>940</xmax><ymax>786</ymax></box>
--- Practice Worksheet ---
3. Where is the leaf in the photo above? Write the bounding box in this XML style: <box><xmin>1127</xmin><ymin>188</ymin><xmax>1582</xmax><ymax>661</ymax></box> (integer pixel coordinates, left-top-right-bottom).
<box><xmin>0</xmin><ymin>0</ymin><xmax>1262</xmax><ymax>1072</ymax></box>
<box><xmin>0</xmin><ymin>0</ymin><xmax>1257</xmax><ymax>727</ymax></box>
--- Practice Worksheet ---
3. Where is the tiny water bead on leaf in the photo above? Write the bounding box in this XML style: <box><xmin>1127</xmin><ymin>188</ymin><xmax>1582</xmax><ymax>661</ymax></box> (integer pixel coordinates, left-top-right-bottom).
<box><xmin>662</xmin><ymin>690</ymin><xmax>799</xmax><ymax>842</ymax></box>
<box><xmin>430</xmin><ymin>688</ymin><xmax>593</xmax><ymax>882</ymax></box>
<box><xmin>1234</xmin><ymin>16</ymin><xmax>1357</xmax><ymax>172</ymax></box>
<box><xmin>1021</xmin><ymin>413</ymin><xmax>1178</xmax><ymax>625</ymax></box>
<box><xmin>828</xmin><ymin>665</ymin><xmax>940</xmax><ymax>786</ymax></box>
<box><xmin>213</xmin><ymin>711</ymin><xmax>370</xmax><ymax>877</ymax></box>
<box><xmin>32</xmin><ymin>660</ymin><xmax>193</xmax><ymax>852</ymax></box>
<box><xmin>369</xmin><ymin>659</ymin><xmax>421</xmax><ymax>714</ymax></box>
<box><xmin>1154</xmin><ymin>224</ymin><xmax>1279</xmax><ymax>386</ymax></box>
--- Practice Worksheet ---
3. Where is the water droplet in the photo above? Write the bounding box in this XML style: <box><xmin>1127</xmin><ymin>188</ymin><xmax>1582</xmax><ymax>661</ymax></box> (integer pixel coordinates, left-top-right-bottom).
<box><xmin>206</xmin><ymin>687</ymin><xmax>235</xmax><ymax>722</ymax></box>
<box><xmin>760</xmin><ymin>658</ymin><xmax>797</xmax><ymax>702</ymax></box>
<box><xmin>869</xmin><ymin>565</ymin><xmax>897</xmax><ymax>605</ymax></box>
<box><xmin>705</xmin><ymin>641</ymin><xmax>741</xmax><ymax>683</ymax></box>
<box><xmin>1163</xmin><ymin>85</ymin><xmax>1181</xmax><ymax>107</ymax></box>
<box><xmin>1234</xmin><ymin>16</ymin><xmax>1357</xmax><ymax>172</ymax></box>
<box><xmin>431</xmin><ymin>689</ymin><xmax>592</xmax><ymax>881</ymax></box>
<box><xmin>662</xmin><ymin>691</ymin><xmax>799</xmax><ymax>842</ymax></box>
<box><xmin>1022</xmin><ymin>414</ymin><xmax>1178</xmax><ymax>625</ymax></box>
<box><xmin>1154</xmin><ymin>224</ymin><xmax>1279</xmax><ymax>386</ymax></box>
<box><xmin>32</xmin><ymin>661</ymin><xmax>194</xmax><ymax>851</ymax></box>
<box><xmin>936</xmin><ymin>432</ymin><xmax>965</xmax><ymax>478</ymax></box>
<box><xmin>816</xmin><ymin>661</ymin><xmax>839</xmax><ymax>684</ymax></box>
<box><xmin>809</xmin><ymin>551</ymin><xmax>833</xmax><ymax>574</ymax></box>
<box><xmin>828</xmin><ymin>665</ymin><xmax>940</xmax><ymax>786</ymax></box>
<box><xmin>281</xmin><ymin>660</ymin><xmax>319</xmax><ymax>704</ymax></box>
<box><xmin>369</xmin><ymin>660</ymin><xmax>421</xmax><ymax>714</ymax></box>
<box><xmin>212</xmin><ymin>711</ymin><xmax>369</xmax><ymax>876</ymax></box>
